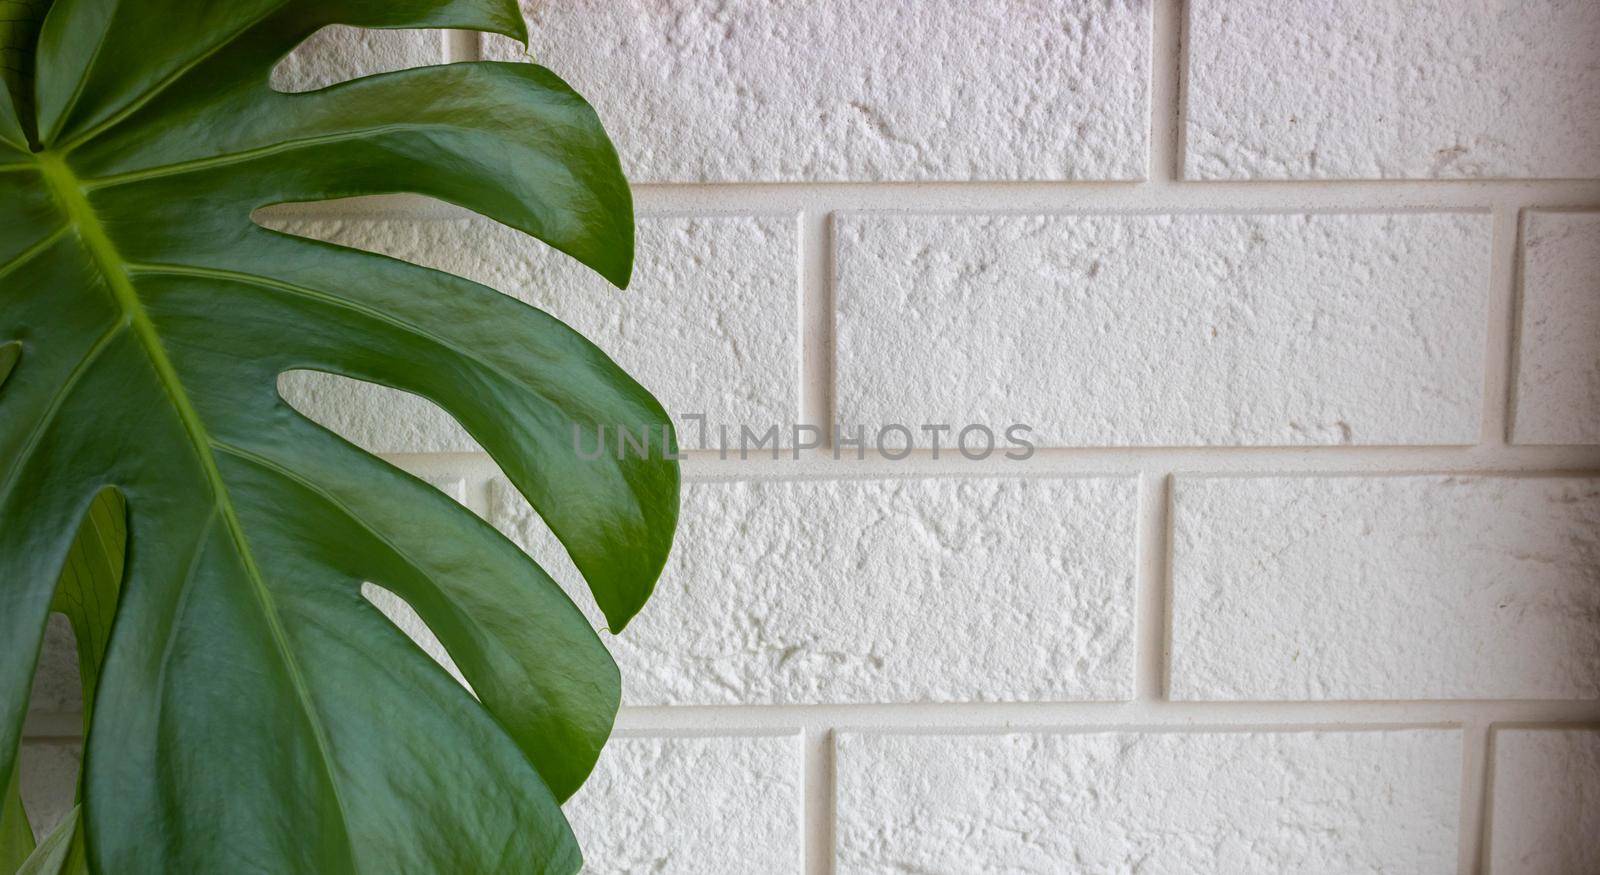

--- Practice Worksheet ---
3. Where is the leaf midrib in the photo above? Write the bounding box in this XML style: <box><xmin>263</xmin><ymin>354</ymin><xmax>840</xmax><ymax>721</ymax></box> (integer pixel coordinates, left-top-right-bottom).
<box><xmin>33</xmin><ymin>150</ymin><xmax>355</xmax><ymax>854</ymax></box>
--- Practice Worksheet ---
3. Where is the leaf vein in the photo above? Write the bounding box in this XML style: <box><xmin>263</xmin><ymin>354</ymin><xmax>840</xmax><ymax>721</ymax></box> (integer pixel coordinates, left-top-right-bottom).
<box><xmin>52</xmin><ymin>1</ymin><xmax>290</xmax><ymax>149</ymax></box>
<box><xmin>0</xmin><ymin>223</ymin><xmax>68</xmax><ymax>280</ymax></box>
<box><xmin>126</xmin><ymin>261</ymin><xmax>564</xmax><ymax>413</ymax></box>
<box><xmin>80</xmin><ymin>123</ymin><xmax>424</xmax><ymax>190</ymax></box>
<box><xmin>0</xmin><ymin>320</ymin><xmax>124</xmax><ymax>503</ymax></box>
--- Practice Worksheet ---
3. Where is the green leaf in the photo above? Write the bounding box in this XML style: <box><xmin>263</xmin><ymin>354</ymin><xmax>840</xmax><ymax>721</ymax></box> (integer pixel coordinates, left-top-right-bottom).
<box><xmin>0</xmin><ymin>343</ymin><xmax>18</xmax><ymax>383</ymax></box>
<box><xmin>48</xmin><ymin>488</ymin><xmax>125</xmax><ymax>731</ymax></box>
<box><xmin>1</xmin><ymin>1</ymin><xmax>678</xmax><ymax>872</ymax></box>
<box><xmin>2</xmin><ymin>485</ymin><xmax>122</xmax><ymax>875</ymax></box>
<box><xmin>1</xmin><ymin>767</ymin><xmax>29</xmax><ymax>873</ymax></box>
<box><xmin>13</xmin><ymin>805</ymin><xmax>78</xmax><ymax>875</ymax></box>
<box><xmin>0</xmin><ymin>0</ymin><xmax>52</xmax><ymax>149</ymax></box>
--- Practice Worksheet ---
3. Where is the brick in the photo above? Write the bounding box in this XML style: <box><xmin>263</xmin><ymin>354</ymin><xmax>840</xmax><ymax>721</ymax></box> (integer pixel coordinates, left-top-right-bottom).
<box><xmin>272</xmin><ymin>26</ymin><xmax>442</xmax><ymax>93</ymax></box>
<box><xmin>271</xmin><ymin>214</ymin><xmax>798</xmax><ymax>453</ymax></box>
<box><xmin>17</xmin><ymin>741</ymin><xmax>80</xmax><ymax>843</ymax></box>
<box><xmin>1489</xmin><ymin>729</ymin><xmax>1600</xmax><ymax>875</ymax></box>
<box><xmin>1513</xmin><ymin>211</ymin><xmax>1600</xmax><ymax>445</ymax></box>
<box><xmin>836</xmin><ymin>730</ymin><xmax>1460</xmax><ymax>873</ymax></box>
<box><xmin>566</xmin><ymin>734</ymin><xmax>801</xmax><ymax>874</ymax></box>
<box><xmin>1184</xmin><ymin>0</ymin><xmax>1600</xmax><ymax>179</ymax></box>
<box><xmin>835</xmin><ymin>212</ymin><xmax>1489</xmax><ymax>447</ymax></box>
<box><xmin>485</xmin><ymin>0</ymin><xmax>1150</xmax><ymax>181</ymax></box>
<box><xmin>24</xmin><ymin>616</ymin><xmax>79</xmax><ymax>714</ymax></box>
<box><xmin>489</xmin><ymin>477</ymin><xmax>1137</xmax><ymax>704</ymax></box>
<box><xmin>1170</xmin><ymin>476</ymin><xmax>1600</xmax><ymax>700</ymax></box>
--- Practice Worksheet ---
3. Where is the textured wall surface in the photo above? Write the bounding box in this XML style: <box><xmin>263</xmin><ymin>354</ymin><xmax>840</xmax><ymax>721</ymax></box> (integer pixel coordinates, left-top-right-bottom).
<box><xmin>837</xmin><ymin>730</ymin><xmax>1462</xmax><ymax>872</ymax></box>
<box><xmin>21</xmin><ymin>2</ymin><xmax>1600</xmax><ymax>873</ymax></box>
<box><xmin>1488</xmin><ymin>729</ymin><xmax>1600</xmax><ymax>875</ymax></box>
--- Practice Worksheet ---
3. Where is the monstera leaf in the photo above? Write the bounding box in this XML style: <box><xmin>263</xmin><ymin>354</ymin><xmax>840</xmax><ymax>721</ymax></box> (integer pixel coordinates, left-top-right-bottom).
<box><xmin>0</xmin><ymin>0</ymin><xmax>679</xmax><ymax>871</ymax></box>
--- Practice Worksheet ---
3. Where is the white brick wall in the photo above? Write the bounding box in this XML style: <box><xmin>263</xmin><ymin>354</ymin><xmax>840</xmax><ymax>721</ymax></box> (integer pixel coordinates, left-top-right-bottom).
<box><xmin>1514</xmin><ymin>211</ymin><xmax>1600</xmax><ymax>445</ymax></box>
<box><xmin>489</xmin><ymin>477</ymin><xmax>1139</xmax><ymax>704</ymax></box>
<box><xmin>566</xmin><ymin>734</ymin><xmax>803</xmax><ymax>874</ymax></box>
<box><xmin>485</xmin><ymin>0</ymin><xmax>1152</xmax><ymax>181</ymax></box>
<box><xmin>837</xmin><ymin>730</ymin><xmax>1462</xmax><ymax>873</ymax></box>
<box><xmin>15</xmin><ymin>741</ymin><xmax>78</xmax><ymax>843</ymax></box>
<box><xmin>1184</xmin><ymin>0</ymin><xmax>1600</xmax><ymax>179</ymax></box>
<box><xmin>1487</xmin><ymin>729</ymin><xmax>1600</xmax><ymax>875</ymax></box>
<box><xmin>271</xmin><ymin>27</ymin><xmax>446</xmax><ymax>93</ymax></box>
<box><xmin>1169</xmin><ymin>475</ymin><xmax>1600</xmax><ymax>701</ymax></box>
<box><xmin>23</xmin><ymin>2</ymin><xmax>1600</xmax><ymax>872</ymax></box>
<box><xmin>836</xmin><ymin>212</ymin><xmax>1490</xmax><ymax>446</ymax></box>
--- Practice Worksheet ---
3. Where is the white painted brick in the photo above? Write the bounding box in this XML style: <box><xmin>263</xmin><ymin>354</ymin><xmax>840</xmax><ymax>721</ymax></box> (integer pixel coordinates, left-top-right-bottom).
<box><xmin>1170</xmin><ymin>476</ymin><xmax>1600</xmax><ymax>701</ymax></box>
<box><xmin>836</xmin><ymin>730</ymin><xmax>1461</xmax><ymax>873</ymax></box>
<box><xmin>1489</xmin><ymin>728</ymin><xmax>1600</xmax><ymax>875</ymax></box>
<box><xmin>272</xmin><ymin>214</ymin><xmax>797</xmax><ymax>453</ymax></box>
<box><xmin>24</xmin><ymin>616</ymin><xmax>79</xmax><ymax>714</ymax></box>
<box><xmin>836</xmin><ymin>213</ymin><xmax>1489</xmax><ymax>447</ymax></box>
<box><xmin>566</xmin><ymin>734</ymin><xmax>800</xmax><ymax>874</ymax></box>
<box><xmin>1185</xmin><ymin>0</ymin><xmax>1600</xmax><ymax>179</ymax></box>
<box><xmin>18</xmin><ymin>741</ymin><xmax>79</xmax><ymax>843</ymax></box>
<box><xmin>1513</xmin><ymin>211</ymin><xmax>1600</xmax><ymax>445</ymax></box>
<box><xmin>272</xmin><ymin>26</ymin><xmax>443</xmax><ymax>93</ymax></box>
<box><xmin>490</xmin><ymin>477</ymin><xmax>1137</xmax><ymax>704</ymax></box>
<box><xmin>485</xmin><ymin>0</ymin><xmax>1150</xmax><ymax>181</ymax></box>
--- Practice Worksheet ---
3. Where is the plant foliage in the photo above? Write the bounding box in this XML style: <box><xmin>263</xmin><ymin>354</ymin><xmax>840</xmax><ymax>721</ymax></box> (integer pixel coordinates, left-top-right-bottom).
<box><xmin>0</xmin><ymin>0</ymin><xmax>679</xmax><ymax>871</ymax></box>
